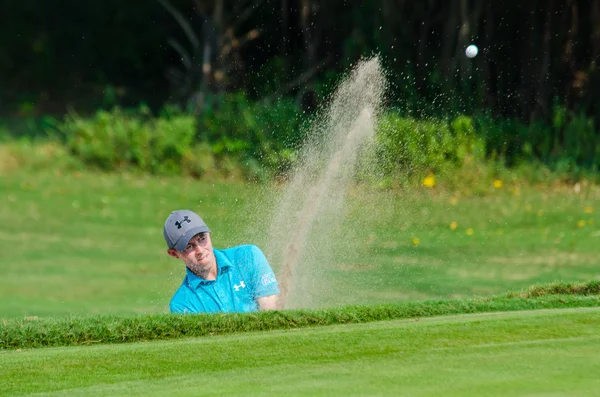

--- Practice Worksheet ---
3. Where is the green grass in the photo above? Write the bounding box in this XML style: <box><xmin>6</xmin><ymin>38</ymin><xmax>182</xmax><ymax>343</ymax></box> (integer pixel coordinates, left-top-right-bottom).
<box><xmin>1</xmin><ymin>169</ymin><xmax>599</xmax><ymax>396</ymax></box>
<box><xmin>2</xmin><ymin>282</ymin><xmax>599</xmax><ymax>350</ymax></box>
<box><xmin>0</xmin><ymin>169</ymin><xmax>599</xmax><ymax>318</ymax></box>
<box><xmin>1</xmin><ymin>307</ymin><xmax>599</xmax><ymax>396</ymax></box>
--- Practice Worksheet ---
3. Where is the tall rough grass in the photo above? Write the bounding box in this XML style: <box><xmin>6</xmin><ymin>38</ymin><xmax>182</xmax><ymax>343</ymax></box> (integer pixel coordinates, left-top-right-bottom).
<box><xmin>2</xmin><ymin>281</ymin><xmax>598</xmax><ymax>350</ymax></box>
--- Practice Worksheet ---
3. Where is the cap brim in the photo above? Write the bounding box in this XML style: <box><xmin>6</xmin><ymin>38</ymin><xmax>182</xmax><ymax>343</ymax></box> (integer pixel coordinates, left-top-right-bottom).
<box><xmin>173</xmin><ymin>226</ymin><xmax>210</xmax><ymax>252</ymax></box>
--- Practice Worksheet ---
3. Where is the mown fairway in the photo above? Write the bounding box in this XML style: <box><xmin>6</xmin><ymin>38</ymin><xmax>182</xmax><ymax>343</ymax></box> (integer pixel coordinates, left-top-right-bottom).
<box><xmin>1</xmin><ymin>170</ymin><xmax>599</xmax><ymax>397</ymax></box>
<box><xmin>0</xmin><ymin>170</ymin><xmax>598</xmax><ymax>318</ymax></box>
<box><xmin>1</xmin><ymin>307</ymin><xmax>599</xmax><ymax>396</ymax></box>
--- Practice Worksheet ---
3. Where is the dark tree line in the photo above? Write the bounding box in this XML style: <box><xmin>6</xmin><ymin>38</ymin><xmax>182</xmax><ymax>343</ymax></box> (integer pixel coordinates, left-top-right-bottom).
<box><xmin>1</xmin><ymin>0</ymin><xmax>599</xmax><ymax>125</ymax></box>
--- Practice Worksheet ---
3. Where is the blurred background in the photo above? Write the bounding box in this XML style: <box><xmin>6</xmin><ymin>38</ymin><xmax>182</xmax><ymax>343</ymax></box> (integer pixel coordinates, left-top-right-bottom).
<box><xmin>1</xmin><ymin>0</ymin><xmax>599</xmax><ymax>176</ymax></box>
<box><xmin>0</xmin><ymin>0</ymin><xmax>598</xmax><ymax>318</ymax></box>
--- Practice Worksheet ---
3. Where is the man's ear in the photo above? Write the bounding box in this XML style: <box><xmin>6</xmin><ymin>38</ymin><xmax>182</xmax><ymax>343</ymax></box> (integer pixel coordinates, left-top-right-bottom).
<box><xmin>167</xmin><ymin>249</ymin><xmax>179</xmax><ymax>258</ymax></box>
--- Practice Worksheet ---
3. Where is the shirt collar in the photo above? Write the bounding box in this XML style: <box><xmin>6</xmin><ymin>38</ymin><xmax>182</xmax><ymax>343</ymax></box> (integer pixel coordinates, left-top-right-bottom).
<box><xmin>185</xmin><ymin>249</ymin><xmax>231</xmax><ymax>289</ymax></box>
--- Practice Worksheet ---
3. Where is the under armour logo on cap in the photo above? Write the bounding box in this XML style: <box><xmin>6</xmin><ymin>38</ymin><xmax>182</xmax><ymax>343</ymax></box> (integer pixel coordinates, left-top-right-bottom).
<box><xmin>175</xmin><ymin>216</ymin><xmax>191</xmax><ymax>229</ymax></box>
<box><xmin>163</xmin><ymin>210</ymin><xmax>211</xmax><ymax>252</ymax></box>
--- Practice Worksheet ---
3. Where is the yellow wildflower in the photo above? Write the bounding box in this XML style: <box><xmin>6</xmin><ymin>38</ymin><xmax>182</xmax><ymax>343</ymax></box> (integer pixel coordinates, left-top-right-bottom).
<box><xmin>450</xmin><ymin>221</ymin><xmax>458</xmax><ymax>230</ymax></box>
<box><xmin>584</xmin><ymin>207</ymin><xmax>594</xmax><ymax>214</ymax></box>
<box><xmin>422</xmin><ymin>174</ymin><xmax>436</xmax><ymax>188</ymax></box>
<box><xmin>493</xmin><ymin>179</ymin><xmax>503</xmax><ymax>189</ymax></box>
<box><xmin>466</xmin><ymin>228</ymin><xmax>474</xmax><ymax>236</ymax></box>
<box><xmin>412</xmin><ymin>237</ymin><xmax>420</xmax><ymax>246</ymax></box>
<box><xmin>449</xmin><ymin>197</ymin><xmax>459</xmax><ymax>206</ymax></box>
<box><xmin>577</xmin><ymin>220</ymin><xmax>586</xmax><ymax>228</ymax></box>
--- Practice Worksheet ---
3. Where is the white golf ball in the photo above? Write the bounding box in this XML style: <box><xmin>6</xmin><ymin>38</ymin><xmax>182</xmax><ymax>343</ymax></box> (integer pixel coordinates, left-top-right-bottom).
<box><xmin>465</xmin><ymin>44</ymin><xmax>478</xmax><ymax>58</ymax></box>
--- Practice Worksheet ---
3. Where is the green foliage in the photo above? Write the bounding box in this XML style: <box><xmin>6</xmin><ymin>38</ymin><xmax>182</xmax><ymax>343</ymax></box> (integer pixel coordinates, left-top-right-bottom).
<box><xmin>151</xmin><ymin>110</ymin><xmax>196</xmax><ymax>174</ymax></box>
<box><xmin>562</xmin><ymin>112</ymin><xmax>598</xmax><ymax>168</ymax></box>
<box><xmin>52</xmin><ymin>96</ymin><xmax>304</xmax><ymax>180</ymax></box>
<box><xmin>474</xmin><ymin>108</ymin><xmax>600</xmax><ymax>176</ymax></box>
<box><xmin>58</xmin><ymin>106</ymin><xmax>216</xmax><ymax>177</ymax></box>
<box><xmin>514</xmin><ymin>280</ymin><xmax>600</xmax><ymax>299</ymax></box>
<box><xmin>1</xmin><ymin>281</ymin><xmax>598</xmax><ymax>350</ymax></box>
<box><xmin>373</xmin><ymin>108</ymin><xmax>598</xmax><ymax>184</ymax></box>
<box><xmin>0</xmin><ymin>139</ymin><xmax>76</xmax><ymax>173</ymax></box>
<box><xmin>373</xmin><ymin>112</ymin><xmax>486</xmax><ymax>176</ymax></box>
<box><xmin>63</xmin><ymin>107</ymin><xmax>150</xmax><ymax>171</ymax></box>
<box><xmin>4</xmin><ymin>95</ymin><xmax>599</xmax><ymax>184</ymax></box>
<box><xmin>0</xmin><ymin>116</ymin><xmax>59</xmax><ymax>141</ymax></box>
<box><xmin>196</xmin><ymin>93</ymin><xmax>303</xmax><ymax>178</ymax></box>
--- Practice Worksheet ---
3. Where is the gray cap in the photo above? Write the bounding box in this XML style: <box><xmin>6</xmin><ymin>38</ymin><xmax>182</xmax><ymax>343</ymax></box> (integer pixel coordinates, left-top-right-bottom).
<box><xmin>163</xmin><ymin>210</ymin><xmax>211</xmax><ymax>252</ymax></box>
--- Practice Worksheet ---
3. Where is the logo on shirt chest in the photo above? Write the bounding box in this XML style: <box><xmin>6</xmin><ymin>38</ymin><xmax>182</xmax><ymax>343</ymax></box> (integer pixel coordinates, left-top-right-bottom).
<box><xmin>233</xmin><ymin>281</ymin><xmax>246</xmax><ymax>291</ymax></box>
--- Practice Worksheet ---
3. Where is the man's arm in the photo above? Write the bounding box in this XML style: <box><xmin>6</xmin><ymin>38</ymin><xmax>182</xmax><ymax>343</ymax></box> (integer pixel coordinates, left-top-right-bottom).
<box><xmin>257</xmin><ymin>294</ymin><xmax>278</xmax><ymax>310</ymax></box>
<box><xmin>246</xmin><ymin>245</ymin><xmax>280</xmax><ymax>309</ymax></box>
<box><xmin>170</xmin><ymin>289</ymin><xmax>196</xmax><ymax>314</ymax></box>
<box><xmin>170</xmin><ymin>302</ymin><xmax>192</xmax><ymax>314</ymax></box>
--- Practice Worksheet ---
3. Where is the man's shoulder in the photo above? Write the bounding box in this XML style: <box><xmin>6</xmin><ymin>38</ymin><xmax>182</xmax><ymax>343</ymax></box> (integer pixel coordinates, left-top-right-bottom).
<box><xmin>217</xmin><ymin>244</ymin><xmax>262</xmax><ymax>260</ymax></box>
<box><xmin>170</xmin><ymin>279</ymin><xmax>190</xmax><ymax>301</ymax></box>
<box><xmin>217</xmin><ymin>245</ymin><xmax>267</xmax><ymax>276</ymax></box>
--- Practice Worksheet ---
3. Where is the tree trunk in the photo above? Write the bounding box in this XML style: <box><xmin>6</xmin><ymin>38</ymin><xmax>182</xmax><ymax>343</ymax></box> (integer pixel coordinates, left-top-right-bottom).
<box><xmin>440</xmin><ymin>0</ymin><xmax>458</xmax><ymax>98</ymax></box>
<box><xmin>299</xmin><ymin>0</ymin><xmax>319</xmax><ymax>110</ymax></box>
<box><xmin>281</xmin><ymin>0</ymin><xmax>289</xmax><ymax>56</ymax></box>
<box><xmin>530</xmin><ymin>0</ymin><xmax>553</xmax><ymax>122</ymax></box>
<box><xmin>589</xmin><ymin>0</ymin><xmax>600</xmax><ymax>122</ymax></box>
<box><xmin>453</xmin><ymin>0</ymin><xmax>482</xmax><ymax>110</ymax></box>
<box><xmin>481</xmin><ymin>1</ymin><xmax>496</xmax><ymax>111</ymax></box>
<box><xmin>563</xmin><ymin>0</ymin><xmax>579</xmax><ymax>111</ymax></box>
<box><xmin>415</xmin><ymin>0</ymin><xmax>435</xmax><ymax>97</ymax></box>
<box><xmin>592</xmin><ymin>0</ymin><xmax>600</xmax><ymax>61</ymax></box>
<box><xmin>519</xmin><ymin>2</ymin><xmax>539</xmax><ymax>120</ymax></box>
<box><xmin>455</xmin><ymin>0</ymin><xmax>470</xmax><ymax>88</ymax></box>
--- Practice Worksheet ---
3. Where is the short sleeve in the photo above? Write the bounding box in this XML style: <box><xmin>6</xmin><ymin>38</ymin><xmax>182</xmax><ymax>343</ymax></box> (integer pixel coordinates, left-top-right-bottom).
<box><xmin>169</xmin><ymin>289</ymin><xmax>195</xmax><ymax>314</ymax></box>
<box><xmin>170</xmin><ymin>302</ymin><xmax>190</xmax><ymax>314</ymax></box>
<box><xmin>246</xmin><ymin>245</ymin><xmax>280</xmax><ymax>298</ymax></box>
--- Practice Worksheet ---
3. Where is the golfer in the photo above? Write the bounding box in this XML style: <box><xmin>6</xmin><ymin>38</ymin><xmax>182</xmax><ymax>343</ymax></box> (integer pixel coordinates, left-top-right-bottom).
<box><xmin>164</xmin><ymin>209</ymin><xmax>279</xmax><ymax>313</ymax></box>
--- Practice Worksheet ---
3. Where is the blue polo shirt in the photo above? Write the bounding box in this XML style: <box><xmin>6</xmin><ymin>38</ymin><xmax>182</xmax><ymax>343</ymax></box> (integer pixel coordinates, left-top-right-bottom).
<box><xmin>169</xmin><ymin>244</ymin><xmax>279</xmax><ymax>314</ymax></box>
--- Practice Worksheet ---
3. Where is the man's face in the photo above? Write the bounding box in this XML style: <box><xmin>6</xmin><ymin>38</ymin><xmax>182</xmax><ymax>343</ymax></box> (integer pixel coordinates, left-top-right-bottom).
<box><xmin>170</xmin><ymin>232</ymin><xmax>215</xmax><ymax>274</ymax></box>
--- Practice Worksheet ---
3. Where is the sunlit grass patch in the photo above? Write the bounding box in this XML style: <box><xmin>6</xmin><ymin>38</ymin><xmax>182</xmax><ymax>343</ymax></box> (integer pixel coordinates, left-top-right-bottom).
<box><xmin>0</xmin><ymin>170</ymin><xmax>599</xmax><ymax>318</ymax></box>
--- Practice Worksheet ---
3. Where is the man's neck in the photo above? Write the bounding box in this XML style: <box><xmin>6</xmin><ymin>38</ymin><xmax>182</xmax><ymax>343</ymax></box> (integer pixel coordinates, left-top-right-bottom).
<box><xmin>189</xmin><ymin>261</ymin><xmax>218</xmax><ymax>280</ymax></box>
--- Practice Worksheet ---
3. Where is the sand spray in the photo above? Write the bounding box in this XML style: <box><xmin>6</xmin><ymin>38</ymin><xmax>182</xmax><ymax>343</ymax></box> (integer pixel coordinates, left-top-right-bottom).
<box><xmin>262</xmin><ymin>57</ymin><xmax>387</xmax><ymax>309</ymax></box>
